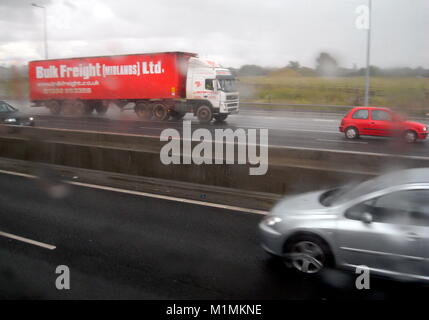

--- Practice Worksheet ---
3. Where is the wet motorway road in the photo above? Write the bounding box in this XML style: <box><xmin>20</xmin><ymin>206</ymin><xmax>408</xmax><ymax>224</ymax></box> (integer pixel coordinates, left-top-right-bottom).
<box><xmin>15</xmin><ymin>104</ymin><xmax>429</xmax><ymax>158</ymax></box>
<box><xmin>0</xmin><ymin>171</ymin><xmax>428</xmax><ymax>299</ymax></box>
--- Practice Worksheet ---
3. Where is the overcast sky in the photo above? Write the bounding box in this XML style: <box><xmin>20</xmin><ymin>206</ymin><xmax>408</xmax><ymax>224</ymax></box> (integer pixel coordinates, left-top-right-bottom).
<box><xmin>0</xmin><ymin>0</ymin><xmax>428</xmax><ymax>69</ymax></box>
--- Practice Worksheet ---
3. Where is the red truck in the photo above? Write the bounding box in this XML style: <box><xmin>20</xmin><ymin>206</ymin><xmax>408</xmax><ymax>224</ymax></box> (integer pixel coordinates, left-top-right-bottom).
<box><xmin>29</xmin><ymin>52</ymin><xmax>239</xmax><ymax>123</ymax></box>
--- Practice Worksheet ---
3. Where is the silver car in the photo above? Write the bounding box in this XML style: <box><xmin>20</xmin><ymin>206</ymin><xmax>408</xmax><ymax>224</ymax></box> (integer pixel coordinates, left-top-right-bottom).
<box><xmin>259</xmin><ymin>168</ymin><xmax>429</xmax><ymax>282</ymax></box>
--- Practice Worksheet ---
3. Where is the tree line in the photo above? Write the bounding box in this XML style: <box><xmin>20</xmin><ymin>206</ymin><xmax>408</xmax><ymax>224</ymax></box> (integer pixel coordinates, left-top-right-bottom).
<box><xmin>231</xmin><ymin>52</ymin><xmax>429</xmax><ymax>78</ymax></box>
<box><xmin>2</xmin><ymin>52</ymin><xmax>429</xmax><ymax>80</ymax></box>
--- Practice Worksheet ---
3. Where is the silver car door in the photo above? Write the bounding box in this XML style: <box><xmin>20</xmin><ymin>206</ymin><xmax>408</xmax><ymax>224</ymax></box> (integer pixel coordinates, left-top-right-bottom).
<box><xmin>399</xmin><ymin>190</ymin><xmax>429</xmax><ymax>279</ymax></box>
<box><xmin>336</xmin><ymin>192</ymin><xmax>421</xmax><ymax>275</ymax></box>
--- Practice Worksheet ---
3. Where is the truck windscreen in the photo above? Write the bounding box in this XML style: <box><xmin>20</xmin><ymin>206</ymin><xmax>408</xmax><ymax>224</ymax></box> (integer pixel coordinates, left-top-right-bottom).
<box><xmin>217</xmin><ymin>79</ymin><xmax>237</xmax><ymax>93</ymax></box>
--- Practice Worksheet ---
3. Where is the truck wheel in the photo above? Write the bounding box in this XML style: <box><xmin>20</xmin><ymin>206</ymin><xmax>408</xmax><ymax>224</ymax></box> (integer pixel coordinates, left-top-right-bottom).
<box><xmin>95</xmin><ymin>103</ymin><xmax>108</xmax><ymax>115</ymax></box>
<box><xmin>62</xmin><ymin>100</ymin><xmax>84</xmax><ymax>116</ymax></box>
<box><xmin>46</xmin><ymin>100</ymin><xmax>61</xmax><ymax>115</ymax></box>
<box><xmin>61</xmin><ymin>101</ymin><xmax>71</xmax><ymax>116</ymax></box>
<box><xmin>214</xmin><ymin>114</ymin><xmax>228</xmax><ymax>122</ymax></box>
<box><xmin>196</xmin><ymin>105</ymin><xmax>213</xmax><ymax>124</ymax></box>
<box><xmin>170</xmin><ymin>111</ymin><xmax>185</xmax><ymax>120</ymax></box>
<box><xmin>153</xmin><ymin>103</ymin><xmax>169</xmax><ymax>121</ymax></box>
<box><xmin>84</xmin><ymin>104</ymin><xmax>95</xmax><ymax>115</ymax></box>
<box><xmin>72</xmin><ymin>100</ymin><xmax>86</xmax><ymax>116</ymax></box>
<box><xmin>135</xmin><ymin>103</ymin><xmax>153</xmax><ymax>120</ymax></box>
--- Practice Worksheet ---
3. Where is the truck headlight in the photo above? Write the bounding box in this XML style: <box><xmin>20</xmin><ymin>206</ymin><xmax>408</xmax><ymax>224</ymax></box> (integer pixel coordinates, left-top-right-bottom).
<box><xmin>423</xmin><ymin>126</ymin><xmax>427</xmax><ymax>132</ymax></box>
<box><xmin>29</xmin><ymin>117</ymin><xmax>34</xmax><ymax>121</ymax></box>
<box><xmin>264</xmin><ymin>216</ymin><xmax>283</xmax><ymax>227</ymax></box>
<box><xmin>4</xmin><ymin>118</ymin><xmax>17</xmax><ymax>123</ymax></box>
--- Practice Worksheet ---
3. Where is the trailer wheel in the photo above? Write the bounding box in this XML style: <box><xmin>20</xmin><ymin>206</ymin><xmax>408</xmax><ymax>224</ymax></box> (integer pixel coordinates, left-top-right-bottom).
<box><xmin>135</xmin><ymin>102</ymin><xmax>153</xmax><ymax>120</ymax></box>
<box><xmin>153</xmin><ymin>103</ymin><xmax>169</xmax><ymax>121</ymax></box>
<box><xmin>84</xmin><ymin>104</ymin><xmax>95</xmax><ymax>115</ymax></box>
<box><xmin>61</xmin><ymin>100</ymin><xmax>86</xmax><ymax>116</ymax></box>
<box><xmin>196</xmin><ymin>105</ymin><xmax>213</xmax><ymax>124</ymax></box>
<box><xmin>95</xmin><ymin>103</ymin><xmax>108</xmax><ymax>115</ymax></box>
<box><xmin>170</xmin><ymin>111</ymin><xmax>185</xmax><ymax>121</ymax></box>
<box><xmin>46</xmin><ymin>100</ymin><xmax>61</xmax><ymax>115</ymax></box>
<box><xmin>214</xmin><ymin>114</ymin><xmax>228</xmax><ymax>122</ymax></box>
<box><xmin>61</xmin><ymin>100</ymin><xmax>74</xmax><ymax>116</ymax></box>
<box><xmin>72</xmin><ymin>100</ymin><xmax>86</xmax><ymax>116</ymax></box>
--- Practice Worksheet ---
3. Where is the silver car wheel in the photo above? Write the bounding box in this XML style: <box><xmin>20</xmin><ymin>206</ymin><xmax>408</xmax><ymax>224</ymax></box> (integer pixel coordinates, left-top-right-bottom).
<box><xmin>290</xmin><ymin>241</ymin><xmax>325</xmax><ymax>274</ymax></box>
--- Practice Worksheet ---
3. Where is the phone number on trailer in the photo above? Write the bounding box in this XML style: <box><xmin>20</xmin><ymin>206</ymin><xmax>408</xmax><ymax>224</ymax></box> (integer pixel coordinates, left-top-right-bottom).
<box><xmin>43</xmin><ymin>88</ymin><xmax>92</xmax><ymax>94</ymax></box>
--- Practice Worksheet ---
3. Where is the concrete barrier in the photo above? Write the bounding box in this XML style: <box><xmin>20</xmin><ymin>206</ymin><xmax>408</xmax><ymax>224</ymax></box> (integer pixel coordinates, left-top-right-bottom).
<box><xmin>0</xmin><ymin>157</ymin><xmax>279</xmax><ymax>211</ymax></box>
<box><xmin>1</xmin><ymin>126</ymin><xmax>429</xmax><ymax>196</ymax></box>
<box><xmin>0</xmin><ymin>125</ymin><xmax>161</xmax><ymax>152</ymax></box>
<box><xmin>3</xmin><ymin>125</ymin><xmax>428</xmax><ymax>174</ymax></box>
<box><xmin>0</xmin><ymin>135</ymin><xmax>378</xmax><ymax>196</ymax></box>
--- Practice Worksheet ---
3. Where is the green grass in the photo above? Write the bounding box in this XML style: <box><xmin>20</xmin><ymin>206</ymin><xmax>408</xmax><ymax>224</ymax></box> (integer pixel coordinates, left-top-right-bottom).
<box><xmin>238</xmin><ymin>76</ymin><xmax>429</xmax><ymax>112</ymax></box>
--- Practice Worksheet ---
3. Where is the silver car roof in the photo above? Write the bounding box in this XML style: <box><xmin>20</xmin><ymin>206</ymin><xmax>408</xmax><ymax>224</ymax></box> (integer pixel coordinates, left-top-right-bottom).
<box><xmin>340</xmin><ymin>168</ymin><xmax>429</xmax><ymax>201</ymax></box>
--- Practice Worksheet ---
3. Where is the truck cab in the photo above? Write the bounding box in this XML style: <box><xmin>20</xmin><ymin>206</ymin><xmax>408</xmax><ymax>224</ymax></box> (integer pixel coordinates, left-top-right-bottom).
<box><xmin>186</xmin><ymin>57</ymin><xmax>239</xmax><ymax>122</ymax></box>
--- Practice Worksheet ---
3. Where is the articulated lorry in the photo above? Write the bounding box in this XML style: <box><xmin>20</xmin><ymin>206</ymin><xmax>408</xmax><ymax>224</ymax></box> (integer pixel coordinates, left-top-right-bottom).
<box><xmin>29</xmin><ymin>52</ymin><xmax>239</xmax><ymax>123</ymax></box>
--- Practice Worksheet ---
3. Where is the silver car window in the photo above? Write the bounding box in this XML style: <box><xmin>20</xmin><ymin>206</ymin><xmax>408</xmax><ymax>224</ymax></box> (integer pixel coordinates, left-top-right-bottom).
<box><xmin>346</xmin><ymin>190</ymin><xmax>429</xmax><ymax>227</ymax></box>
<box><xmin>374</xmin><ymin>190</ymin><xmax>429</xmax><ymax>226</ymax></box>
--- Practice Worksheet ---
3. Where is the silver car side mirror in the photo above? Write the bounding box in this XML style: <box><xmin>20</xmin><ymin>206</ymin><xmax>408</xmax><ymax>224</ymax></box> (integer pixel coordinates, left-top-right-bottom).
<box><xmin>362</xmin><ymin>212</ymin><xmax>373</xmax><ymax>224</ymax></box>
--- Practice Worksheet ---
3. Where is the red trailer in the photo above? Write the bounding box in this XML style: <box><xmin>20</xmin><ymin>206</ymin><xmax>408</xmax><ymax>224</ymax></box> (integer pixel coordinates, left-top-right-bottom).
<box><xmin>29</xmin><ymin>52</ymin><xmax>239</xmax><ymax>123</ymax></box>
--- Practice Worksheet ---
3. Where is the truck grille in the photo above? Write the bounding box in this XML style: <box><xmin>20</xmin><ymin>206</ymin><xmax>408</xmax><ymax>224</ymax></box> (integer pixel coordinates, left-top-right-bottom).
<box><xmin>226</xmin><ymin>95</ymin><xmax>238</xmax><ymax>101</ymax></box>
<box><xmin>227</xmin><ymin>102</ymin><xmax>239</xmax><ymax>112</ymax></box>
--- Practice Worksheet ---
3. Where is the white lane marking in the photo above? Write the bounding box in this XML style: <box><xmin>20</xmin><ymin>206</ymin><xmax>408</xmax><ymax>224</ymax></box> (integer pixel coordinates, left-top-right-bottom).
<box><xmin>0</xmin><ymin>169</ymin><xmax>268</xmax><ymax>215</ymax></box>
<box><xmin>238</xmin><ymin>110</ymin><xmax>345</xmax><ymax>116</ymax></box>
<box><xmin>317</xmin><ymin>139</ymin><xmax>369</xmax><ymax>144</ymax></box>
<box><xmin>272</xmin><ymin>128</ymin><xmax>338</xmax><ymax>134</ymax></box>
<box><xmin>70</xmin><ymin>181</ymin><xmax>268</xmax><ymax>215</ymax></box>
<box><xmin>234</xmin><ymin>115</ymin><xmax>340</xmax><ymax>123</ymax></box>
<box><xmin>0</xmin><ymin>231</ymin><xmax>56</xmax><ymax>250</ymax></box>
<box><xmin>25</xmin><ymin>125</ymin><xmax>161</xmax><ymax>139</ymax></box>
<box><xmin>226</xmin><ymin>122</ymin><xmax>338</xmax><ymax>133</ymax></box>
<box><xmin>312</xmin><ymin>119</ymin><xmax>337</xmax><ymax>122</ymax></box>
<box><xmin>270</xmin><ymin>143</ymin><xmax>429</xmax><ymax>159</ymax></box>
<box><xmin>0</xmin><ymin>169</ymin><xmax>35</xmax><ymax>178</ymax></box>
<box><xmin>139</xmin><ymin>126</ymin><xmax>173</xmax><ymax>131</ymax></box>
<box><xmin>35</xmin><ymin>123</ymin><xmax>338</xmax><ymax>138</ymax></box>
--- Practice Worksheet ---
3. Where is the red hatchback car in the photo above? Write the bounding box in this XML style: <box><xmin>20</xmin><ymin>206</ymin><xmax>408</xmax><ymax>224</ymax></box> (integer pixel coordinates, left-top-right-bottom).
<box><xmin>339</xmin><ymin>107</ymin><xmax>428</xmax><ymax>143</ymax></box>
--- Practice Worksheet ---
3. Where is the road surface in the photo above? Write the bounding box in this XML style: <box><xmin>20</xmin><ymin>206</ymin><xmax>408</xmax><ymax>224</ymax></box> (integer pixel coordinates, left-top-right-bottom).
<box><xmin>0</xmin><ymin>171</ymin><xmax>427</xmax><ymax>299</ymax></box>
<box><xmin>7</xmin><ymin>100</ymin><xmax>429</xmax><ymax>158</ymax></box>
